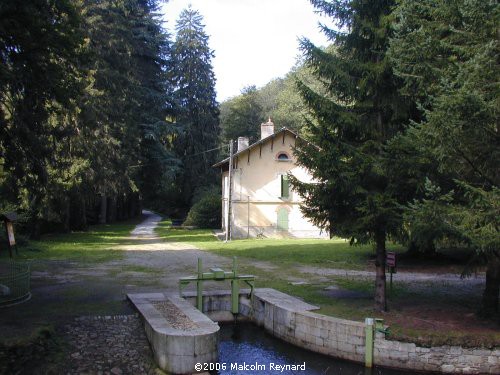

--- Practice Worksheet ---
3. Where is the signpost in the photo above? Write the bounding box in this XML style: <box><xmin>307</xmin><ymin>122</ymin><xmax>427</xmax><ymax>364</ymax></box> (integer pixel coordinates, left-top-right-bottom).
<box><xmin>386</xmin><ymin>251</ymin><xmax>396</xmax><ymax>291</ymax></box>
<box><xmin>1</xmin><ymin>213</ymin><xmax>17</xmax><ymax>258</ymax></box>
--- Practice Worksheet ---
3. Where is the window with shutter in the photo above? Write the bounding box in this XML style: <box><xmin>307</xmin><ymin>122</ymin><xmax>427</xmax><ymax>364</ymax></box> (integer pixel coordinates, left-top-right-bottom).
<box><xmin>277</xmin><ymin>208</ymin><xmax>289</xmax><ymax>231</ymax></box>
<box><xmin>280</xmin><ymin>174</ymin><xmax>289</xmax><ymax>198</ymax></box>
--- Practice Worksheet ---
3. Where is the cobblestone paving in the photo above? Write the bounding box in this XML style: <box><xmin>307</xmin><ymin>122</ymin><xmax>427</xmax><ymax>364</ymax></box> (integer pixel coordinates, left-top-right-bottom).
<box><xmin>61</xmin><ymin>314</ymin><xmax>159</xmax><ymax>375</ymax></box>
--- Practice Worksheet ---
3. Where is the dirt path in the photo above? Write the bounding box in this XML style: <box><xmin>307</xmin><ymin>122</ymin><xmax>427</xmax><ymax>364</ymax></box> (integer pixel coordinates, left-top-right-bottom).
<box><xmin>123</xmin><ymin>211</ymin><xmax>485</xmax><ymax>285</ymax></box>
<box><xmin>115</xmin><ymin>210</ymin><xmax>232</xmax><ymax>292</ymax></box>
<box><xmin>297</xmin><ymin>265</ymin><xmax>485</xmax><ymax>285</ymax></box>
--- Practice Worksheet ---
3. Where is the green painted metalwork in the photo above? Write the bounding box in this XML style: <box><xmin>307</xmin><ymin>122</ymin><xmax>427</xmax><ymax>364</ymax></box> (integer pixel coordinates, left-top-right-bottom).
<box><xmin>365</xmin><ymin>318</ymin><xmax>388</xmax><ymax>368</ymax></box>
<box><xmin>364</xmin><ymin>318</ymin><xmax>374</xmax><ymax>368</ymax></box>
<box><xmin>179</xmin><ymin>257</ymin><xmax>255</xmax><ymax>314</ymax></box>
<box><xmin>277</xmin><ymin>208</ymin><xmax>288</xmax><ymax>231</ymax></box>
<box><xmin>280</xmin><ymin>175</ymin><xmax>290</xmax><ymax>198</ymax></box>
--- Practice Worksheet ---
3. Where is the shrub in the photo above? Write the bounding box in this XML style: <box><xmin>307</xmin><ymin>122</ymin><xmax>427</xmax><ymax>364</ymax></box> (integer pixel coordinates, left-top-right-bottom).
<box><xmin>183</xmin><ymin>191</ymin><xmax>221</xmax><ymax>229</ymax></box>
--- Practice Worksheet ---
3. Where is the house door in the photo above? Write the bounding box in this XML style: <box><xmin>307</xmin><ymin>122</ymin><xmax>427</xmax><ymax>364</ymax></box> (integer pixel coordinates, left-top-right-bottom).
<box><xmin>277</xmin><ymin>208</ymin><xmax>289</xmax><ymax>231</ymax></box>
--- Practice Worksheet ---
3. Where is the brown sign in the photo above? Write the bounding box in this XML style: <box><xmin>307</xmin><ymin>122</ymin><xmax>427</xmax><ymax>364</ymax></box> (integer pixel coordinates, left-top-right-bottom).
<box><xmin>6</xmin><ymin>221</ymin><xmax>15</xmax><ymax>246</ymax></box>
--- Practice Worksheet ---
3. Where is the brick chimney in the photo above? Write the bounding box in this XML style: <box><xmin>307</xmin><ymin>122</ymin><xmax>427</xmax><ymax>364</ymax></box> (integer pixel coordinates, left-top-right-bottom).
<box><xmin>260</xmin><ymin>118</ymin><xmax>274</xmax><ymax>139</ymax></box>
<box><xmin>237</xmin><ymin>136</ymin><xmax>249</xmax><ymax>152</ymax></box>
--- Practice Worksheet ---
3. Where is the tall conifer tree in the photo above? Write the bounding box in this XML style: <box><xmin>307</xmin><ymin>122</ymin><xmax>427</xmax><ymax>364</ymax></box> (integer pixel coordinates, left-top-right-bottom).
<box><xmin>292</xmin><ymin>0</ymin><xmax>415</xmax><ymax>311</ymax></box>
<box><xmin>0</xmin><ymin>0</ymin><xmax>86</xmax><ymax>236</ymax></box>
<box><xmin>81</xmin><ymin>0</ymin><xmax>177</xmax><ymax>221</ymax></box>
<box><xmin>389</xmin><ymin>0</ymin><xmax>499</xmax><ymax>317</ymax></box>
<box><xmin>171</xmin><ymin>7</ymin><xmax>219</xmax><ymax>207</ymax></box>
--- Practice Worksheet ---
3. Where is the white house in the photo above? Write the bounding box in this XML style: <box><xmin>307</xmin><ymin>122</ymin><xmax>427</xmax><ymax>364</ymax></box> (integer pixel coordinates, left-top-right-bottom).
<box><xmin>213</xmin><ymin>119</ymin><xmax>327</xmax><ymax>239</ymax></box>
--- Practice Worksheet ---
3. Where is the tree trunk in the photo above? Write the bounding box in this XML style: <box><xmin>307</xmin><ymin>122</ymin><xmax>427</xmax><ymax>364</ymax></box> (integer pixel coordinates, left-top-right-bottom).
<box><xmin>99</xmin><ymin>194</ymin><xmax>107</xmax><ymax>224</ymax></box>
<box><xmin>30</xmin><ymin>219</ymin><xmax>41</xmax><ymax>240</ymax></box>
<box><xmin>107</xmin><ymin>196</ymin><xmax>117</xmax><ymax>223</ymax></box>
<box><xmin>374</xmin><ymin>229</ymin><xmax>387</xmax><ymax>312</ymax></box>
<box><xmin>480</xmin><ymin>252</ymin><xmax>500</xmax><ymax>319</ymax></box>
<box><xmin>62</xmin><ymin>197</ymin><xmax>70</xmax><ymax>233</ymax></box>
<box><xmin>116</xmin><ymin>196</ymin><xmax>124</xmax><ymax>221</ymax></box>
<box><xmin>29</xmin><ymin>193</ymin><xmax>42</xmax><ymax>240</ymax></box>
<box><xmin>70</xmin><ymin>194</ymin><xmax>87</xmax><ymax>231</ymax></box>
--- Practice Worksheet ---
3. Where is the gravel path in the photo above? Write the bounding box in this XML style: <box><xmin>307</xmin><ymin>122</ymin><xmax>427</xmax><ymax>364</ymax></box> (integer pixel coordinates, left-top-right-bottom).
<box><xmin>118</xmin><ymin>210</ymin><xmax>232</xmax><ymax>292</ymax></box>
<box><xmin>297</xmin><ymin>265</ymin><xmax>485</xmax><ymax>284</ymax></box>
<box><xmin>126</xmin><ymin>211</ymin><xmax>483</xmax><ymax>286</ymax></box>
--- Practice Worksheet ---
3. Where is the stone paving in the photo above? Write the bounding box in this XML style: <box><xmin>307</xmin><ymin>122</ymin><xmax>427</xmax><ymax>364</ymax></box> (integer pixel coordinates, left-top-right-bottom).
<box><xmin>60</xmin><ymin>314</ymin><xmax>158</xmax><ymax>375</ymax></box>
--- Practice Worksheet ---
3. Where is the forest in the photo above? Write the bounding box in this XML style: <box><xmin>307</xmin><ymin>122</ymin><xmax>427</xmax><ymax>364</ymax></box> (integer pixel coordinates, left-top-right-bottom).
<box><xmin>0</xmin><ymin>0</ymin><xmax>219</xmax><ymax>236</ymax></box>
<box><xmin>0</xmin><ymin>0</ymin><xmax>498</xmax><ymax>316</ymax></box>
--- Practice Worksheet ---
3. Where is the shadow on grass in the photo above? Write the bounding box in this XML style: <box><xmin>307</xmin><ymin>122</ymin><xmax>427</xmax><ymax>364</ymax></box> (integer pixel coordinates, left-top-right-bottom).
<box><xmin>1</xmin><ymin>217</ymin><xmax>143</xmax><ymax>263</ymax></box>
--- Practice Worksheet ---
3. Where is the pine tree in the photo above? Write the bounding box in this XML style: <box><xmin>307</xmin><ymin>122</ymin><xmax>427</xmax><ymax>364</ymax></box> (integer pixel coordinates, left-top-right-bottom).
<box><xmin>171</xmin><ymin>6</ymin><xmax>219</xmax><ymax>208</ymax></box>
<box><xmin>126</xmin><ymin>0</ymin><xmax>180</xmax><ymax>210</ymax></box>
<box><xmin>81</xmin><ymin>0</ymin><xmax>177</xmax><ymax>222</ymax></box>
<box><xmin>0</xmin><ymin>0</ymin><xmax>86</xmax><ymax>237</ymax></box>
<box><xmin>0</xmin><ymin>0</ymin><xmax>177</xmax><ymax>233</ymax></box>
<box><xmin>389</xmin><ymin>0</ymin><xmax>499</xmax><ymax>317</ymax></box>
<box><xmin>292</xmin><ymin>0</ymin><xmax>416</xmax><ymax>311</ymax></box>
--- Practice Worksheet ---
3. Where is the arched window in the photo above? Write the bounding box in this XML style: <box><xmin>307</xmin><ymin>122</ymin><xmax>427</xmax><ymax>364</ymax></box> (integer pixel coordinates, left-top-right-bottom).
<box><xmin>276</xmin><ymin>152</ymin><xmax>290</xmax><ymax>161</ymax></box>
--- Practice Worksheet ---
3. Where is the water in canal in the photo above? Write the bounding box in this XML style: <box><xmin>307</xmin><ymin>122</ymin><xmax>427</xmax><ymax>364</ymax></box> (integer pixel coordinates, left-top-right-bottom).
<box><xmin>218</xmin><ymin>322</ymin><xmax>425</xmax><ymax>375</ymax></box>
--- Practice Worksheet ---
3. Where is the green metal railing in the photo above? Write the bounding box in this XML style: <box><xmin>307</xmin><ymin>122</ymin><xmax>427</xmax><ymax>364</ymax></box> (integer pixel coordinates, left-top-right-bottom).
<box><xmin>0</xmin><ymin>260</ymin><xmax>31</xmax><ymax>306</ymax></box>
<box><xmin>179</xmin><ymin>257</ymin><xmax>255</xmax><ymax>314</ymax></box>
<box><xmin>365</xmin><ymin>317</ymin><xmax>389</xmax><ymax>368</ymax></box>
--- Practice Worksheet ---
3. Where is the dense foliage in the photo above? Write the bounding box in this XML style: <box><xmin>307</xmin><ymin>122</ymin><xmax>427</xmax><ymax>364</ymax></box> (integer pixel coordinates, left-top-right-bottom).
<box><xmin>290</xmin><ymin>0</ymin><xmax>417</xmax><ymax>312</ymax></box>
<box><xmin>219</xmin><ymin>64</ymin><xmax>316</xmax><ymax>148</ymax></box>
<box><xmin>288</xmin><ymin>0</ymin><xmax>498</xmax><ymax>315</ymax></box>
<box><xmin>183</xmin><ymin>189</ymin><xmax>222</xmax><ymax>229</ymax></box>
<box><xmin>0</xmin><ymin>1</ymin><xmax>218</xmax><ymax>236</ymax></box>
<box><xmin>389</xmin><ymin>0</ymin><xmax>499</xmax><ymax>317</ymax></box>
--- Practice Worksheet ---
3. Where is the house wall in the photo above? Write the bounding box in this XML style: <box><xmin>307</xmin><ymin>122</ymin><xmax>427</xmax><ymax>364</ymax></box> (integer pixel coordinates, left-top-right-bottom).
<box><xmin>221</xmin><ymin>131</ymin><xmax>327</xmax><ymax>239</ymax></box>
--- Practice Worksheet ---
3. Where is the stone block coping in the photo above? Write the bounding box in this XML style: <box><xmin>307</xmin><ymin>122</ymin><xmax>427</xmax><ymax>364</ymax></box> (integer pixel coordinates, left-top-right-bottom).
<box><xmin>128</xmin><ymin>292</ymin><xmax>219</xmax><ymax>374</ymax></box>
<box><xmin>130</xmin><ymin>289</ymin><xmax>500</xmax><ymax>375</ymax></box>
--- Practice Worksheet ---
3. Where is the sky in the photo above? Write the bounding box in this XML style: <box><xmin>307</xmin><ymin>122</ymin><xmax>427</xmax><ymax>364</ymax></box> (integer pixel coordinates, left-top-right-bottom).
<box><xmin>161</xmin><ymin>0</ymin><xmax>332</xmax><ymax>102</ymax></box>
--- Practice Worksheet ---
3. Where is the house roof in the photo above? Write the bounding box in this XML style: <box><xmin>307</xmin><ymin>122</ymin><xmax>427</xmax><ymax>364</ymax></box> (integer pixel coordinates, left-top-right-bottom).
<box><xmin>213</xmin><ymin>127</ymin><xmax>303</xmax><ymax>168</ymax></box>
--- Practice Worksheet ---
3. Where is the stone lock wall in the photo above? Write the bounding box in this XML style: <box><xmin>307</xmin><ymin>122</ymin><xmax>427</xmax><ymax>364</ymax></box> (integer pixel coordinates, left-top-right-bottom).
<box><xmin>374</xmin><ymin>339</ymin><xmax>500</xmax><ymax>374</ymax></box>
<box><xmin>185</xmin><ymin>288</ymin><xmax>500</xmax><ymax>375</ymax></box>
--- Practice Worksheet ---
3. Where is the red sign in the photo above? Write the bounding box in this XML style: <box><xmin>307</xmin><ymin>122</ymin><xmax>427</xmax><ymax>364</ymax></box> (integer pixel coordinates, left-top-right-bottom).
<box><xmin>386</xmin><ymin>252</ymin><xmax>396</xmax><ymax>268</ymax></box>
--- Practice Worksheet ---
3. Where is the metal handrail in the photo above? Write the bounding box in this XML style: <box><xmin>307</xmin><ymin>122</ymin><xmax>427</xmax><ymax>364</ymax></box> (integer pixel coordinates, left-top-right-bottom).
<box><xmin>0</xmin><ymin>260</ymin><xmax>31</xmax><ymax>306</ymax></box>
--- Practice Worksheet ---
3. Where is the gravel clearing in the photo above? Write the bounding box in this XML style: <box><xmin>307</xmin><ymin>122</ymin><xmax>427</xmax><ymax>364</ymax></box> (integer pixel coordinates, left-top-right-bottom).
<box><xmin>151</xmin><ymin>300</ymin><xmax>199</xmax><ymax>330</ymax></box>
<box><xmin>60</xmin><ymin>314</ymin><xmax>157</xmax><ymax>375</ymax></box>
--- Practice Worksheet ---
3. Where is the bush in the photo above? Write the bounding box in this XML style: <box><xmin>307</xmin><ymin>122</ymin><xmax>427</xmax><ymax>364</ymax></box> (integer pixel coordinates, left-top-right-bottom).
<box><xmin>183</xmin><ymin>191</ymin><xmax>221</xmax><ymax>229</ymax></box>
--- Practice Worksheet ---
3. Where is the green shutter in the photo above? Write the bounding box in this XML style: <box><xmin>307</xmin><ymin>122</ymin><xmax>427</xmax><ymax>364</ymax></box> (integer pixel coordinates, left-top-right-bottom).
<box><xmin>281</xmin><ymin>174</ymin><xmax>289</xmax><ymax>198</ymax></box>
<box><xmin>277</xmin><ymin>208</ymin><xmax>289</xmax><ymax>231</ymax></box>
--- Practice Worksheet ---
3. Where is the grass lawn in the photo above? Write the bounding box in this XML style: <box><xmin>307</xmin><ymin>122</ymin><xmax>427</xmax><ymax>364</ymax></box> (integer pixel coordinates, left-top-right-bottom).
<box><xmin>156</xmin><ymin>220</ymin><xmax>499</xmax><ymax>347</ymax></box>
<box><xmin>1</xmin><ymin>217</ymin><xmax>143</xmax><ymax>263</ymax></box>
<box><xmin>0</xmin><ymin>218</ymin><xmax>144</xmax><ymax>347</ymax></box>
<box><xmin>155</xmin><ymin>219</ymin><xmax>404</xmax><ymax>270</ymax></box>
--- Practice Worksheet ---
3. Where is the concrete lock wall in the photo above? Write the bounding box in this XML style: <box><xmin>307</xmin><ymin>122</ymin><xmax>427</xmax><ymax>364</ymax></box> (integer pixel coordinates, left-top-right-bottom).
<box><xmin>128</xmin><ymin>293</ymin><xmax>219</xmax><ymax>375</ymax></box>
<box><xmin>184</xmin><ymin>289</ymin><xmax>499</xmax><ymax>375</ymax></box>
